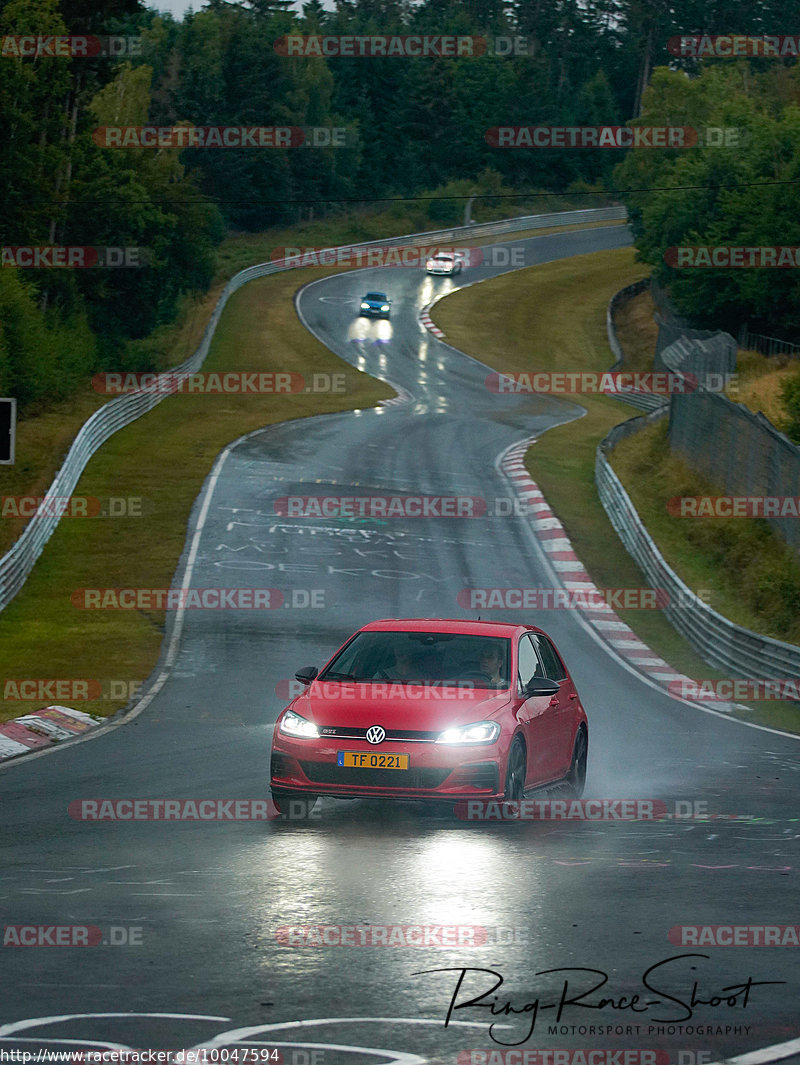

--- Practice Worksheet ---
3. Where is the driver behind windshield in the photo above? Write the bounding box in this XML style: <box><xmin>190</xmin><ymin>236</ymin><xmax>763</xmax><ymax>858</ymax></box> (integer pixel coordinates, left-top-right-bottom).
<box><xmin>478</xmin><ymin>643</ymin><xmax>505</xmax><ymax>686</ymax></box>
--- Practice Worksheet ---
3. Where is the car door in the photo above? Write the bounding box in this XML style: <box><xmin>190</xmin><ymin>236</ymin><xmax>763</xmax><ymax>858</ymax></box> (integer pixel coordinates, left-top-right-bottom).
<box><xmin>516</xmin><ymin>634</ymin><xmax>562</xmax><ymax>786</ymax></box>
<box><xmin>531</xmin><ymin>632</ymin><xmax>576</xmax><ymax>777</ymax></box>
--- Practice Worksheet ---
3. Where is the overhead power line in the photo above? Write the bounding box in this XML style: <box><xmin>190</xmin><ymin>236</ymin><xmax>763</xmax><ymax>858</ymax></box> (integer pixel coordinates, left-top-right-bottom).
<box><xmin>2</xmin><ymin>178</ymin><xmax>799</xmax><ymax>207</ymax></box>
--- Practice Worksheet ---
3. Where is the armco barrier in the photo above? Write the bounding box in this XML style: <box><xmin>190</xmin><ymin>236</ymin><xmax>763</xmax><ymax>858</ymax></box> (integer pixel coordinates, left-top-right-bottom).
<box><xmin>0</xmin><ymin>206</ymin><xmax>626</xmax><ymax>614</ymax></box>
<box><xmin>596</xmin><ymin>414</ymin><xmax>800</xmax><ymax>686</ymax></box>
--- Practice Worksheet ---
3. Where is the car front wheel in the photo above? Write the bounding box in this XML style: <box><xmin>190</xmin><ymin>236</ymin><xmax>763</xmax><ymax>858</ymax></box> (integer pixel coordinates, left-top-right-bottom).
<box><xmin>564</xmin><ymin>728</ymin><xmax>588</xmax><ymax>798</ymax></box>
<box><xmin>503</xmin><ymin>738</ymin><xmax>526</xmax><ymax>802</ymax></box>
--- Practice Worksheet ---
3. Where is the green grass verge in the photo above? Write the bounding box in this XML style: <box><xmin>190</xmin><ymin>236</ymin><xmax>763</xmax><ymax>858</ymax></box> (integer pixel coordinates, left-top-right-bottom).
<box><xmin>611</xmin><ymin>420</ymin><xmax>800</xmax><ymax>645</ymax></box>
<box><xmin>0</xmin><ymin>268</ymin><xmax>392</xmax><ymax>723</ymax></box>
<box><xmin>431</xmin><ymin>246</ymin><xmax>799</xmax><ymax>734</ymax></box>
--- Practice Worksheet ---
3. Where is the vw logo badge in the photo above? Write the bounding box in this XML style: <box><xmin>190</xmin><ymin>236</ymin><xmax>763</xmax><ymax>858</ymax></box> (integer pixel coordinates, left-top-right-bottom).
<box><xmin>366</xmin><ymin>725</ymin><xmax>386</xmax><ymax>745</ymax></box>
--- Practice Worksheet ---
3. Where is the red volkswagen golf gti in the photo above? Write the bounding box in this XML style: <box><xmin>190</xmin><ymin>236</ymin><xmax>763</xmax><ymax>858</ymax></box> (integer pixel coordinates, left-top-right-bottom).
<box><xmin>269</xmin><ymin>618</ymin><xmax>588</xmax><ymax>813</ymax></box>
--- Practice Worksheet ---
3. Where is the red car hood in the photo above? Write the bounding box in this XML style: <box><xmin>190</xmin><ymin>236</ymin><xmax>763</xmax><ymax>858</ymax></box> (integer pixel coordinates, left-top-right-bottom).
<box><xmin>292</xmin><ymin>683</ymin><xmax>510</xmax><ymax>731</ymax></box>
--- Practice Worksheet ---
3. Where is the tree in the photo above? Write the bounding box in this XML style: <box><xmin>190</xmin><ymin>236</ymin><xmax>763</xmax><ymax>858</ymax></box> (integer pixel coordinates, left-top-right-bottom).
<box><xmin>614</xmin><ymin>64</ymin><xmax>800</xmax><ymax>337</ymax></box>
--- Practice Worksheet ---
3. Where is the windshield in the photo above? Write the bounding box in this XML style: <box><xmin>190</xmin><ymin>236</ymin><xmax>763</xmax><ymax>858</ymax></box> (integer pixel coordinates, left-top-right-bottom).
<box><xmin>319</xmin><ymin>630</ymin><xmax>510</xmax><ymax>689</ymax></box>
<box><xmin>365</xmin><ymin>293</ymin><xmax>386</xmax><ymax>301</ymax></box>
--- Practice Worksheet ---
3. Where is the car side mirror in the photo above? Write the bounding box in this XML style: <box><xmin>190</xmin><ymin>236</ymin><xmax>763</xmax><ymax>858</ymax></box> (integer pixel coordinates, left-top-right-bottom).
<box><xmin>295</xmin><ymin>666</ymin><xmax>318</xmax><ymax>685</ymax></box>
<box><xmin>524</xmin><ymin>677</ymin><xmax>559</xmax><ymax>697</ymax></box>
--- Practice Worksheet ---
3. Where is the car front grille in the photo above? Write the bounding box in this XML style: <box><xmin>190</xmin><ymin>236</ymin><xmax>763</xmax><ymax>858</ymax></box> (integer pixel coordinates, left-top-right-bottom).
<box><xmin>317</xmin><ymin>726</ymin><xmax>440</xmax><ymax>743</ymax></box>
<box><xmin>300</xmin><ymin>762</ymin><xmax>451</xmax><ymax>789</ymax></box>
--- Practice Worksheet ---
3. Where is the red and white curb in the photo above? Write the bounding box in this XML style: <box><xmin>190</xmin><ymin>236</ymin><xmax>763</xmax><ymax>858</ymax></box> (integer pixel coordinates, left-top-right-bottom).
<box><xmin>419</xmin><ymin>277</ymin><xmax>485</xmax><ymax>341</ymax></box>
<box><xmin>0</xmin><ymin>705</ymin><xmax>101</xmax><ymax>762</ymax></box>
<box><xmin>498</xmin><ymin>438</ymin><xmax>744</xmax><ymax>714</ymax></box>
<box><xmin>419</xmin><ymin>305</ymin><xmax>445</xmax><ymax>338</ymax></box>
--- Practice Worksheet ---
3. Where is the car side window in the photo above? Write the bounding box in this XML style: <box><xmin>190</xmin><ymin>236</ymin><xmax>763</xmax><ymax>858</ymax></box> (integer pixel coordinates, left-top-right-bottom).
<box><xmin>532</xmin><ymin>634</ymin><xmax>567</xmax><ymax>681</ymax></box>
<box><xmin>517</xmin><ymin>635</ymin><xmax>545</xmax><ymax>691</ymax></box>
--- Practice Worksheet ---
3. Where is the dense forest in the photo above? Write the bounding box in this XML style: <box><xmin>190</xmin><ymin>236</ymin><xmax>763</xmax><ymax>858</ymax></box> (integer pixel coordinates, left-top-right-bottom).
<box><xmin>2</xmin><ymin>0</ymin><xmax>800</xmax><ymax>413</ymax></box>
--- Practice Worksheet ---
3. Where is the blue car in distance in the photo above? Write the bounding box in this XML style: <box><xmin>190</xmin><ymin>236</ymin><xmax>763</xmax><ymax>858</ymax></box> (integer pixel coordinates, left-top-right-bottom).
<box><xmin>359</xmin><ymin>292</ymin><xmax>391</xmax><ymax>319</ymax></box>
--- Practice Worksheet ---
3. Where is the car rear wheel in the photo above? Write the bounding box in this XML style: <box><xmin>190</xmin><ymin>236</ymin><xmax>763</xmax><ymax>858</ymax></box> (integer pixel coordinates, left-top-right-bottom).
<box><xmin>503</xmin><ymin>739</ymin><xmax>526</xmax><ymax>802</ymax></box>
<box><xmin>564</xmin><ymin>728</ymin><xmax>588</xmax><ymax>798</ymax></box>
<box><xmin>270</xmin><ymin>788</ymin><xmax>318</xmax><ymax>818</ymax></box>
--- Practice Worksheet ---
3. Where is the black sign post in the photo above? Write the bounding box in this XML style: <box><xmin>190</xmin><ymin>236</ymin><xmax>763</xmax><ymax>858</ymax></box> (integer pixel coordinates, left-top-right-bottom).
<box><xmin>0</xmin><ymin>398</ymin><xmax>16</xmax><ymax>464</ymax></box>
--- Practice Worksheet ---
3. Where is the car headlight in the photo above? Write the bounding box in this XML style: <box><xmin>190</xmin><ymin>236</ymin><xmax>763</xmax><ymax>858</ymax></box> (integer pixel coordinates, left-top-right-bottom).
<box><xmin>360</xmin><ymin>302</ymin><xmax>370</xmax><ymax>309</ymax></box>
<box><xmin>279</xmin><ymin>710</ymin><xmax>320</xmax><ymax>739</ymax></box>
<box><xmin>436</xmin><ymin>720</ymin><xmax>500</xmax><ymax>745</ymax></box>
<box><xmin>381</xmin><ymin>304</ymin><xmax>389</xmax><ymax>311</ymax></box>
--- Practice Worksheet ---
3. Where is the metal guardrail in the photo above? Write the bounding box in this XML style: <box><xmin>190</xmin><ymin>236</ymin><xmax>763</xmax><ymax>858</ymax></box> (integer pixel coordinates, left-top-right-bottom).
<box><xmin>0</xmin><ymin>206</ymin><xmax>627</xmax><ymax>614</ymax></box>
<box><xmin>739</xmin><ymin>325</ymin><xmax>800</xmax><ymax>358</ymax></box>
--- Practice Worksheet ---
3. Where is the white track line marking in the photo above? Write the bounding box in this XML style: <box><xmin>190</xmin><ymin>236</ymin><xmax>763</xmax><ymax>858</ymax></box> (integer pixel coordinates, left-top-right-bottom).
<box><xmin>0</xmin><ymin>1014</ymin><xmax>231</xmax><ymax>1038</ymax></box>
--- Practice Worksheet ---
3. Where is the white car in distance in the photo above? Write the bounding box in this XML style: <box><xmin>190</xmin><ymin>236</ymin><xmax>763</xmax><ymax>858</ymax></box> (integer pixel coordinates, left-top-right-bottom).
<box><xmin>425</xmin><ymin>252</ymin><xmax>463</xmax><ymax>276</ymax></box>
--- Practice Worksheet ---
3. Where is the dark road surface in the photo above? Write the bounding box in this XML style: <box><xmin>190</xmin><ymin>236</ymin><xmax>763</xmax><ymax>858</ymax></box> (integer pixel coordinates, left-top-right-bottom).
<box><xmin>1</xmin><ymin>224</ymin><xmax>798</xmax><ymax>1065</ymax></box>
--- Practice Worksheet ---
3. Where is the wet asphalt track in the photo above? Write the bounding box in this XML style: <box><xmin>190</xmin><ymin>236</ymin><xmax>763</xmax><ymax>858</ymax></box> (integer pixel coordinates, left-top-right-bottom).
<box><xmin>0</xmin><ymin>224</ymin><xmax>798</xmax><ymax>1065</ymax></box>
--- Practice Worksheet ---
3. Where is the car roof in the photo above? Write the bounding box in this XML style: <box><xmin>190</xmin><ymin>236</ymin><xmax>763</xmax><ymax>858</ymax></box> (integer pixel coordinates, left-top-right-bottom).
<box><xmin>364</xmin><ymin>292</ymin><xmax>387</xmax><ymax>299</ymax></box>
<box><xmin>360</xmin><ymin>617</ymin><xmax>545</xmax><ymax>638</ymax></box>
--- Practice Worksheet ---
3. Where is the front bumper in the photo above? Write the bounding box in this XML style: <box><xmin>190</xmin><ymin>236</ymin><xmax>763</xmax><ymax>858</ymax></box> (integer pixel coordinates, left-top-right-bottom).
<box><xmin>359</xmin><ymin>306</ymin><xmax>390</xmax><ymax>317</ymax></box>
<box><xmin>271</xmin><ymin>736</ymin><xmax>502</xmax><ymax>800</ymax></box>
